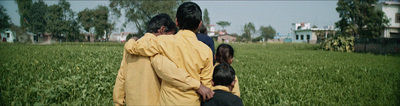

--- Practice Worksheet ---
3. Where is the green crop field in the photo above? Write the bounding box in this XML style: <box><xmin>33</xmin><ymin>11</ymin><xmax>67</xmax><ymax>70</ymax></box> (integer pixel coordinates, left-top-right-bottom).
<box><xmin>1</xmin><ymin>42</ymin><xmax>399</xmax><ymax>105</ymax></box>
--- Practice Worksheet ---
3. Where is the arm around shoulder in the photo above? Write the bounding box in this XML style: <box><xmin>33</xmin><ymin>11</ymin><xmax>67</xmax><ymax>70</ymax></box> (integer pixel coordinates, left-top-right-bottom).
<box><xmin>151</xmin><ymin>54</ymin><xmax>201</xmax><ymax>91</ymax></box>
<box><xmin>124</xmin><ymin>35</ymin><xmax>163</xmax><ymax>56</ymax></box>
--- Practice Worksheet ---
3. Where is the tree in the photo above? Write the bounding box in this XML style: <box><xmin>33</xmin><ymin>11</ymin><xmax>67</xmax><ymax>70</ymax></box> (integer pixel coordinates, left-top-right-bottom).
<box><xmin>78</xmin><ymin>6</ymin><xmax>113</xmax><ymax>41</ymax></box>
<box><xmin>312</xmin><ymin>25</ymin><xmax>318</xmax><ymax>28</ymax></box>
<box><xmin>46</xmin><ymin>5</ymin><xmax>66</xmax><ymax>39</ymax></box>
<box><xmin>46</xmin><ymin>0</ymin><xmax>79</xmax><ymax>42</ymax></box>
<box><xmin>0</xmin><ymin>5</ymin><xmax>12</xmax><ymax>31</ymax></box>
<box><xmin>57</xmin><ymin>0</ymin><xmax>82</xmax><ymax>42</ymax></box>
<box><xmin>109</xmin><ymin>0</ymin><xmax>185</xmax><ymax>36</ymax></box>
<box><xmin>259</xmin><ymin>25</ymin><xmax>276</xmax><ymax>40</ymax></box>
<box><xmin>242</xmin><ymin>22</ymin><xmax>255</xmax><ymax>41</ymax></box>
<box><xmin>29</xmin><ymin>0</ymin><xmax>47</xmax><ymax>36</ymax></box>
<box><xmin>15</xmin><ymin>0</ymin><xmax>32</xmax><ymax>28</ymax></box>
<box><xmin>78</xmin><ymin>9</ymin><xmax>93</xmax><ymax>33</ymax></box>
<box><xmin>335</xmin><ymin>0</ymin><xmax>389</xmax><ymax>38</ymax></box>
<box><xmin>203</xmin><ymin>8</ymin><xmax>210</xmax><ymax>29</ymax></box>
<box><xmin>93</xmin><ymin>6</ymin><xmax>115</xmax><ymax>41</ymax></box>
<box><xmin>216</xmin><ymin>21</ymin><xmax>230</xmax><ymax>30</ymax></box>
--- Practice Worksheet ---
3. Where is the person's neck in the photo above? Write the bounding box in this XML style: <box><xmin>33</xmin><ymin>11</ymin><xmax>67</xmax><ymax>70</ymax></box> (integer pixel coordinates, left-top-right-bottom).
<box><xmin>150</xmin><ymin>33</ymin><xmax>161</xmax><ymax>37</ymax></box>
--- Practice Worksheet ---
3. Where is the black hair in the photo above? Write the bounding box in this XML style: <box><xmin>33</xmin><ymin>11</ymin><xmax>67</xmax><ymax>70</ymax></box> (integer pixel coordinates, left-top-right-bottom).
<box><xmin>176</xmin><ymin>2</ymin><xmax>202</xmax><ymax>30</ymax></box>
<box><xmin>147</xmin><ymin>13</ymin><xmax>176</xmax><ymax>33</ymax></box>
<box><xmin>216</xmin><ymin>44</ymin><xmax>234</xmax><ymax>64</ymax></box>
<box><xmin>213</xmin><ymin>63</ymin><xmax>236</xmax><ymax>86</ymax></box>
<box><xmin>198</xmin><ymin>23</ymin><xmax>207</xmax><ymax>35</ymax></box>
<box><xmin>166</xmin><ymin>19</ymin><xmax>178</xmax><ymax>34</ymax></box>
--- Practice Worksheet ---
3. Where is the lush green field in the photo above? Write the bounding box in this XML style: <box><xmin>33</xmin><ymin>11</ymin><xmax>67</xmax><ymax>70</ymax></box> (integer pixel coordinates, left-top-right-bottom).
<box><xmin>1</xmin><ymin>42</ymin><xmax>399</xmax><ymax>105</ymax></box>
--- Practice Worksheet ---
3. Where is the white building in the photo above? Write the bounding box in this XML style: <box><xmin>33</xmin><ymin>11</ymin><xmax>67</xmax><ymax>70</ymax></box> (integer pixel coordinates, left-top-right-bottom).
<box><xmin>291</xmin><ymin>22</ymin><xmax>336</xmax><ymax>44</ymax></box>
<box><xmin>109</xmin><ymin>32</ymin><xmax>134</xmax><ymax>42</ymax></box>
<box><xmin>208</xmin><ymin>25</ymin><xmax>216</xmax><ymax>36</ymax></box>
<box><xmin>374</xmin><ymin>1</ymin><xmax>400</xmax><ymax>38</ymax></box>
<box><xmin>1</xmin><ymin>29</ymin><xmax>16</xmax><ymax>43</ymax></box>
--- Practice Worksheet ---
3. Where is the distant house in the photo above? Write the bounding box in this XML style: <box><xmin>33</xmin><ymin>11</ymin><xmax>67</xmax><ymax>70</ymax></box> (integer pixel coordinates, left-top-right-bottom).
<box><xmin>1</xmin><ymin>29</ymin><xmax>16</xmax><ymax>43</ymax></box>
<box><xmin>208</xmin><ymin>25</ymin><xmax>216</xmax><ymax>37</ymax></box>
<box><xmin>218</xmin><ymin>34</ymin><xmax>236</xmax><ymax>43</ymax></box>
<box><xmin>291</xmin><ymin>22</ymin><xmax>337</xmax><ymax>44</ymax></box>
<box><xmin>109</xmin><ymin>32</ymin><xmax>134</xmax><ymax>42</ymax></box>
<box><xmin>83</xmin><ymin>33</ymin><xmax>95</xmax><ymax>42</ymax></box>
<box><xmin>374</xmin><ymin>1</ymin><xmax>400</xmax><ymax>38</ymax></box>
<box><xmin>30</xmin><ymin>33</ymin><xmax>58</xmax><ymax>44</ymax></box>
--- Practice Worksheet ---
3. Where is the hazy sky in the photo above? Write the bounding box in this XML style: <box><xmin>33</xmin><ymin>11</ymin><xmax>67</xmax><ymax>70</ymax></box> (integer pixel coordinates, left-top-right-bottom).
<box><xmin>0</xmin><ymin>0</ymin><xmax>340</xmax><ymax>35</ymax></box>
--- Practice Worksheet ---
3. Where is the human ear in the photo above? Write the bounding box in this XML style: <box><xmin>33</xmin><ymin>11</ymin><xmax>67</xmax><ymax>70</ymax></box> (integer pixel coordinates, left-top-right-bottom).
<box><xmin>175</xmin><ymin>18</ymin><xmax>179</xmax><ymax>28</ymax></box>
<box><xmin>211</xmin><ymin>80</ymin><xmax>215</xmax><ymax>86</ymax></box>
<box><xmin>228</xmin><ymin>58</ymin><xmax>233</xmax><ymax>64</ymax></box>
<box><xmin>158</xmin><ymin>26</ymin><xmax>166</xmax><ymax>34</ymax></box>
<box><xmin>231</xmin><ymin>80</ymin><xmax>236</xmax><ymax>87</ymax></box>
<box><xmin>198</xmin><ymin>21</ymin><xmax>202</xmax><ymax>29</ymax></box>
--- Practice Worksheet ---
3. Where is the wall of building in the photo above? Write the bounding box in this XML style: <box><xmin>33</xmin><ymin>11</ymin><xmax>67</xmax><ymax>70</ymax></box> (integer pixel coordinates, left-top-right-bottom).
<box><xmin>293</xmin><ymin>30</ymin><xmax>315</xmax><ymax>43</ymax></box>
<box><xmin>381</xmin><ymin>4</ymin><xmax>399</xmax><ymax>28</ymax></box>
<box><xmin>85</xmin><ymin>35</ymin><xmax>95</xmax><ymax>42</ymax></box>
<box><xmin>1</xmin><ymin>30</ymin><xmax>16</xmax><ymax>43</ymax></box>
<box><xmin>376</xmin><ymin>2</ymin><xmax>400</xmax><ymax>38</ymax></box>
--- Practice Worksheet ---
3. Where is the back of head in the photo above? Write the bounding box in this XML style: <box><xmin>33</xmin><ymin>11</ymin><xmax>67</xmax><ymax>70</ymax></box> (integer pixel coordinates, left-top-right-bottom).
<box><xmin>213</xmin><ymin>63</ymin><xmax>236</xmax><ymax>86</ymax></box>
<box><xmin>147</xmin><ymin>13</ymin><xmax>177</xmax><ymax>33</ymax></box>
<box><xmin>216</xmin><ymin>44</ymin><xmax>234</xmax><ymax>64</ymax></box>
<box><xmin>199</xmin><ymin>23</ymin><xmax>207</xmax><ymax>35</ymax></box>
<box><xmin>176</xmin><ymin>2</ymin><xmax>202</xmax><ymax>30</ymax></box>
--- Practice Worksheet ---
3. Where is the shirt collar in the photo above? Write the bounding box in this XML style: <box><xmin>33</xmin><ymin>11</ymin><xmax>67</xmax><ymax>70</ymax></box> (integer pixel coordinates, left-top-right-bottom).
<box><xmin>176</xmin><ymin>30</ymin><xmax>197</xmax><ymax>39</ymax></box>
<box><xmin>213</xmin><ymin>85</ymin><xmax>231</xmax><ymax>92</ymax></box>
<box><xmin>214</xmin><ymin>62</ymin><xmax>220</xmax><ymax>67</ymax></box>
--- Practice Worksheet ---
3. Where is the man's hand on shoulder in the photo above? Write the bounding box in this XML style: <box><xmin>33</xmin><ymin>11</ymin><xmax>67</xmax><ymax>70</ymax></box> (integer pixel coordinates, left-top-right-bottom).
<box><xmin>196</xmin><ymin>84</ymin><xmax>214</xmax><ymax>101</ymax></box>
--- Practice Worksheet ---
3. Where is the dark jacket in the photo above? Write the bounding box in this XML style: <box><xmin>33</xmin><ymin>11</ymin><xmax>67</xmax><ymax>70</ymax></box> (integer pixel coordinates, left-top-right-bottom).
<box><xmin>202</xmin><ymin>90</ymin><xmax>244</xmax><ymax>106</ymax></box>
<box><xmin>196</xmin><ymin>33</ymin><xmax>215</xmax><ymax>64</ymax></box>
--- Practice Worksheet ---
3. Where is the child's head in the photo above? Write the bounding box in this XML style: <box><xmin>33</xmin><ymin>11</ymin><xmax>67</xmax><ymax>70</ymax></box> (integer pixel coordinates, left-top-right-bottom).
<box><xmin>216</xmin><ymin>44</ymin><xmax>234</xmax><ymax>64</ymax></box>
<box><xmin>176</xmin><ymin>2</ymin><xmax>202</xmax><ymax>31</ymax></box>
<box><xmin>212</xmin><ymin>63</ymin><xmax>236</xmax><ymax>91</ymax></box>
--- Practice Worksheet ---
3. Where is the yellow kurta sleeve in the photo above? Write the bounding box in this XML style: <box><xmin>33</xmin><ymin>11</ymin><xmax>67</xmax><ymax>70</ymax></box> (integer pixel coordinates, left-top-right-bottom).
<box><xmin>151</xmin><ymin>54</ymin><xmax>201</xmax><ymax>91</ymax></box>
<box><xmin>124</xmin><ymin>35</ymin><xmax>162</xmax><ymax>56</ymax></box>
<box><xmin>232</xmin><ymin>76</ymin><xmax>241</xmax><ymax>97</ymax></box>
<box><xmin>113</xmin><ymin>50</ymin><xmax>127</xmax><ymax>106</ymax></box>
<box><xmin>200</xmin><ymin>51</ymin><xmax>214</xmax><ymax>89</ymax></box>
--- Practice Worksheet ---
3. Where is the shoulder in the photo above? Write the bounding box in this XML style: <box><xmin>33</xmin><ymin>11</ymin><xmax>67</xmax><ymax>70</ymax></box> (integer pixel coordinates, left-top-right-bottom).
<box><xmin>215</xmin><ymin>90</ymin><xmax>243</xmax><ymax>102</ymax></box>
<box><xmin>197</xmin><ymin>33</ymin><xmax>213</xmax><ymax>40</ymax></box>
<box><xmin>154</xmin><ymin>35</ymin><xmax>180</xmax><ymax>43</ymax></box>
<box><xmin>203</xmin><ymin>90</ymin><xmax>243</xmax><ymax>106</ymax></box>
<box><xmin>157</xmin><ymin>34</ymin><xmax>176</xmax><ymax>39</ymax></box>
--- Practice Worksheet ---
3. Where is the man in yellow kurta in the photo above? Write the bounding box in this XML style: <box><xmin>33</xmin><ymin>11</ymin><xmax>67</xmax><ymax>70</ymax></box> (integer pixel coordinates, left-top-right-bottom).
<box><xmin>124</xmin><ymin>2</ymin><xmax>214</xmax><ymax>105</ymax></box>
<box><xmin>113</xmin><ymin>14</ymin><xmax>209</xmax><ymax>106</ymax></box>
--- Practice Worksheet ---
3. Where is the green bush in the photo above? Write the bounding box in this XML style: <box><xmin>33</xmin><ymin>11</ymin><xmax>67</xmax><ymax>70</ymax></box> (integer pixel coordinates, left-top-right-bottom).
<box><xmin>321</xmin><ymin>36</ymin><xmax>354</xmax><ymax>52</ymax></box>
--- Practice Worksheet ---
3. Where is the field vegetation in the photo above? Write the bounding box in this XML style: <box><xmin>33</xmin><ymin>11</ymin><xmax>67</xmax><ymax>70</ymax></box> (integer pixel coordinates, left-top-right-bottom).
<box><xmin>1</xmin><ymin>42</ymin><xmax>399</xmax><ymax>105</ymax></box>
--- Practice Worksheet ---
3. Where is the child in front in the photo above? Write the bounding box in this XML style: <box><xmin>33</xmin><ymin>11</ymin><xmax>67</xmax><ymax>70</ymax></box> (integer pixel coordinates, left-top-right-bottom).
<box><xmin>202</xmin><ymin>63</ymin><xmax>244</xmax><ymax>106</ymax></box>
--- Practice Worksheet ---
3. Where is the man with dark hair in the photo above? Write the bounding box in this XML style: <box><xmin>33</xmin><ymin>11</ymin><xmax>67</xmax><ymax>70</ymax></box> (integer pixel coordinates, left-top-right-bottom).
<box><xmin>202</xmin><ymin>63</ymin><xmax>243</xmax><ymax>106</ymax></box>
<box><xmin>125</xmin><ymin>2</ymin><xmax>215</xmax><ymax>105</ymax></box>
<box><xmin>114</xmin><ymin>13</ymin><xmax>196</xmax><ymax>106</ymax></box>
<box><xmin>147</xmin><ymin>13</ymin><xmax>177</xmax><ymax>35</ymax></box>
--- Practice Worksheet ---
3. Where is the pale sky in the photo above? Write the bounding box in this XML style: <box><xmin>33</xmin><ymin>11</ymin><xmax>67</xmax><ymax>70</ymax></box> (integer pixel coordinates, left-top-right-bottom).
<box><xmin>0</xmin><ymin>0</ymin><xmax>341</xmax><ymax>36</ymax></box>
